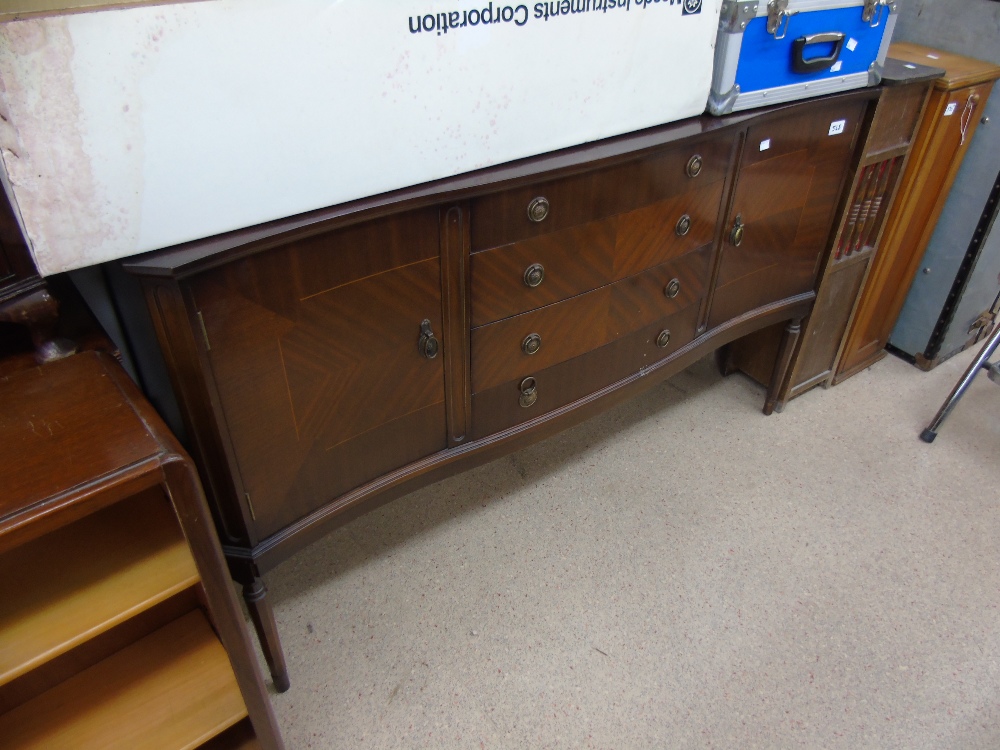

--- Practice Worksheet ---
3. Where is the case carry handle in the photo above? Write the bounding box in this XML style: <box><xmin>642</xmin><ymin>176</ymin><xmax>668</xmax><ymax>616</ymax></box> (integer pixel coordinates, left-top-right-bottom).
<box><xmin>791</xmin><ymin>32</ymin><xmax>846</xmax><ymax>74</ymax></box>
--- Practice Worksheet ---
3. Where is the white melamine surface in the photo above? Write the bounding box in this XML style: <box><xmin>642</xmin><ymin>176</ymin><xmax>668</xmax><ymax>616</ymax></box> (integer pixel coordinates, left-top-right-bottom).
<box><xmin>0</xmin><ymin>0</ymin><xmax>721</xmax><ymax>275</ymax></box>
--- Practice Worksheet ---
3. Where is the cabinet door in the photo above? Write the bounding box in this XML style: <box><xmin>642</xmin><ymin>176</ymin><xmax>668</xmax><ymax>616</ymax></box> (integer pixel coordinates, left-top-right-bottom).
<box><xmin>709</xmin><ymin>99</ymin><xmax>865</xmax><ymax>327</ymax></box>
<box><xmin>188</xmin><ymin>209</ymin><xmax>447</xmax><ymax>539</ymax></box>
<box><xmin>838</xmin><ymin>81</ymin><xmax>995</xmax><ymax>376</ymax></box>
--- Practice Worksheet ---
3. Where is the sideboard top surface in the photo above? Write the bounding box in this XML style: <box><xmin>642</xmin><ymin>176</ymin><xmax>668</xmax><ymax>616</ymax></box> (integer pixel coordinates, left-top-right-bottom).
<box><xmin>123</xmin><ymin>89</ymin><xmax>879</xmax><ymax>281</ymax></box>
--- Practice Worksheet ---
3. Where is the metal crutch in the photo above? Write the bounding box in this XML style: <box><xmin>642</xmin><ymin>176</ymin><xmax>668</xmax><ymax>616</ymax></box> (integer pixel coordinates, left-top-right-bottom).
<box><xmin>920</xmin><ymin>318</ymin><xmax>1000</xmax><ymax>443</ymax></box>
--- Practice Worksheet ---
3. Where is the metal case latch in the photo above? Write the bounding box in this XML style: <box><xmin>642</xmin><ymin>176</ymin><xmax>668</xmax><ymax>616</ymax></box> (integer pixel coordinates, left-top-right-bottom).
<box><xmin>863</xmin><ymin>0</ymin><xmax>886</xmax><ymax>26</ymax></box>
<box><xmin>766</xmin><ymin>0</ymin><xmax>795</xmax><ymax>39</ymax></box>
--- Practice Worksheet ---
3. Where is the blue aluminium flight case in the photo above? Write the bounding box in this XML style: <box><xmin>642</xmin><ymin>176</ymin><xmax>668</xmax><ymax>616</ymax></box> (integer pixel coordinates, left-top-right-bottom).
<box><xmin>708</xmin><ymin>0</ymin><xmax>899</xmax><ymax>114</ymax></box>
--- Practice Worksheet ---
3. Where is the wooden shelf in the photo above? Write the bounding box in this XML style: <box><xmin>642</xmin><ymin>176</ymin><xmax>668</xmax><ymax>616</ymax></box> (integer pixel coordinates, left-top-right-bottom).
<box><xmin>0</xmin><ymin>487</ymin><xmax>199</xmax><ymax>687</ymax></box>
<box><xmin>200</xmin><ymin>719</ymin><xmax>262</xmax><ymax>750</ymax></box>
<box><xmin>0</xmin><ymin>609</ymin><xmax>247</xmax><ymax>749</ymax></box>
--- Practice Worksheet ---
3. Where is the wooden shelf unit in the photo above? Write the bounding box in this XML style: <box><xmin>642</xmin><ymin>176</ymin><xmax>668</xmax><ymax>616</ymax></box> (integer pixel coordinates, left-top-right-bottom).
<box><xmin>0</xmin><ymin>352</ymin><xmax>284</xmax><ymax>749</ymax></box>
<box><xmin>0</xmin><ymin>487</ymin><xmax>199</xmax><ymax>686</ymax></box>
<box><xmin>0</xmin><ymin>611</ymin><xmax>247</xmax><ymax>750</ymax></box>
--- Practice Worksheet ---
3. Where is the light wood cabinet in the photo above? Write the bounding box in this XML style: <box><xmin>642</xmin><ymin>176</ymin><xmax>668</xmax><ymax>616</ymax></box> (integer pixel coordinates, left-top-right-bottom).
<box><xmin>722</xmin><ymin>59</ymin><xmax>942</xmax><ymax>405</ymax></box>
<box><xmin>835</xmin><ymin>43</ymin><xmax>1000</xmax><ymax>382</ymax></box>
<box><xmin>0</xmin><ymin>352</ymin><xmax>284</xmax><ymax>749</ymax></box>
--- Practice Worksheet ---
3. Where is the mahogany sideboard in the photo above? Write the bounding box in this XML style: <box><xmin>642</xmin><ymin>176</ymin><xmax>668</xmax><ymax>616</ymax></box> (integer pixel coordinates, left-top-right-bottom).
<box><xmin>124</xmin><ymin>89</ymin><xmax>877</xmax><ymax>690</ymax></box>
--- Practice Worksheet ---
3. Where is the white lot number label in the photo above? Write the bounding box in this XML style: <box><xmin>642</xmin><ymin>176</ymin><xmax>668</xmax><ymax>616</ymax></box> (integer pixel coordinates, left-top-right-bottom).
<box><xmin>944</xmin><ymin>102</ymin><xmax>958</xmax><ymax>116</ymax></box>
<box><xmin>828</xmin><ymin>119</ymin><xmax>846</xmax><ymax>136</ymax></box>
<box><xmin>759</xmin><ymin>138</ymin><xmax>771</xmax><ymax>151</ymax></box>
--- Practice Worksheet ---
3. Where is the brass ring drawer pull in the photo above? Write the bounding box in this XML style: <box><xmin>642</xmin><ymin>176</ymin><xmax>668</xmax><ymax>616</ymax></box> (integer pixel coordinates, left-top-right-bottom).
<box><xmin>522</xmin><ymin>333</ymin><xmax>541</xmax><ymax>355</ymax></box>
<box><xmin>418</xmin><ymin>319</ymin><xmax>439</xmax><ymax>359</ymax></box>
<box><xmin>524</xmin><ymin>263</ymin><xmax>545</xmax><ymax>288</ymax></box>
<box><xmin>675</xmin><ymin>214</ymin><xmax>692</xmax><ymax>237</ymax></box>
<box><xmin>664</xmin><ymin>278</ymin><xmax>681</xmax><ymax>299</ymax></box>
<box><xmin>686</xmin><ymin>154</ymin><xmax>703</xmax><ymax>178</ymax></box>
<box><xmin>730</xmin><ymin>214</ymin><xmax>745</xmax><ymax>247</ymax></box>
<box><xmin>656</xmin><ymin>329</ymin><xmax>671</xmax><ymax>348</ymax></box>
<box><xmin>527</xmin><ymin>197</ymin><xmax>550</xmax><ymax>222</ymax></box>
<box><xmin>519</xmin><ymin>376</ymin><xmax>538</xmax><ymax>408</ymax></box>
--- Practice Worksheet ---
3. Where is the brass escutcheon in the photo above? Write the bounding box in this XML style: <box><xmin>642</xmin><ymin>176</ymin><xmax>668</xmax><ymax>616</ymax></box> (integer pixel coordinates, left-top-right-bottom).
<box><xmin>664</xmin><ymin>278</ymin><xmax>681</xmax><ymax>299</ymax></box>
<box><xmin>675</xmin><ymin>214</ymin><xmax>692</xmax><ymax>237</ymax></box>
<box><xmin>686</xmin><ymin>154</ymin><xmax>703</xmax><ymax>178</ymax></box>
<box><xmin>522</xmin><ymin>333</ymin><xmax>542</xmax><ymax>355</ymax></box>
<box><xmin>527</xmin><ymin>197</ymin><xmax>550</xmax><ymax>222</ymax></box>
<box><xmin>656</xmin><ymin>329</ymin><xmax>671</xmax><ymax>348</ymax></box>
<box><xmin>524</xmin><ymin>263</ymin><xmax>545</xmax><ymax>288</ymax></box>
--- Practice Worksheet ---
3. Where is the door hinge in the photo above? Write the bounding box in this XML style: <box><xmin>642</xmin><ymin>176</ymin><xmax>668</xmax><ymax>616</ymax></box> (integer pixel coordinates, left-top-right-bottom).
<box><xmin>968</xmin><ymin>310</ymin><xmax>995</xmax><ymax>336</ymax></box>
<box><xmin>196</xmin><ymin>310</ymin><xmax>211</xmax><ymax>351</ymax></box>
<box><xmin>244</xmin><ymin>492</ymin><xmax>257</xmax><ymax>521</ymax></box>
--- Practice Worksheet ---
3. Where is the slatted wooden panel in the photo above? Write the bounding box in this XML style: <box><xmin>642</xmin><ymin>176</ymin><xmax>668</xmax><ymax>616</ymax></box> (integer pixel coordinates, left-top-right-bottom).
<box><xmin>835</xmin><ymin>156</ymin><xmax>903</xmax><ymax>261</ymax></box>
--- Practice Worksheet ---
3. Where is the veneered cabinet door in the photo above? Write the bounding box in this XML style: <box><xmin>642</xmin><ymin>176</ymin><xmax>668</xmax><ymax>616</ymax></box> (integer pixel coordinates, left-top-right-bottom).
<box><xmin>709</xmin><ymin>99</ymin><xmax>866</xmax><ymax>327</ymax></box>
<box><xmin>188</xmin><ymin>209</ymin><xmax>447</xmax><ymax>539</ymax></box>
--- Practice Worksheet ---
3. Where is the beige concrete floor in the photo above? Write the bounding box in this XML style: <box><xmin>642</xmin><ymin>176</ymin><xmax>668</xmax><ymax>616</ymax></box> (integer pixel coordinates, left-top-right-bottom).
<box><xmin>258</xmin><ymin>347</ymin><xmax>1000</xmax><ymax>749</ymax></box>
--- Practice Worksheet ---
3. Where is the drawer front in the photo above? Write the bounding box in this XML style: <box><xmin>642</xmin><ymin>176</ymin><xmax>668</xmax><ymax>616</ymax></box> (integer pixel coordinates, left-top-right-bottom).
<box><xmin>472</xmin><ymin>246</ymin><xmax>711</xmax><ymax>393</ymax></box>
<box><xmin>471</xmin><ymin>180</ymin><xmax>724</xmax><ymax>327</ymax></box>
<box><xmin>189</xmin><ymin>209</ymin><xmax>447</xmax><ymax>539</ymax></box>
<box><xmin>709</xmin><ymin>99</ymin><xmax>865</xmax><ymax>327</ymax></box>
<box><xmin>470</xmin><ymin>133</ymin><xmax>733</xmax><ymax>252</ymax></box>
<box><xmin>472</xmin><ymin>301</ymin><xmax>702</xmax><ymax>439</ymax></box>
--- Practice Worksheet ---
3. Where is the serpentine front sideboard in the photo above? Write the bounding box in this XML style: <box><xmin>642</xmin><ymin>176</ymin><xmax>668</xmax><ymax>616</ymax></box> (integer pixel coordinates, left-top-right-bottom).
<box><xmin>124</xmin><ymin>88</ymin><xmax>874</xmax><ymax>690</ymax></box>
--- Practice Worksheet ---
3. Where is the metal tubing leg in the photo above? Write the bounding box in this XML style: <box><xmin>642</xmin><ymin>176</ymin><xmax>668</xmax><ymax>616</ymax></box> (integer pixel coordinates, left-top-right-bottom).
<box><xmin>920</xmin><ymin>320</ymin><xmax>1000</xmax><ymax>443</ymax></box>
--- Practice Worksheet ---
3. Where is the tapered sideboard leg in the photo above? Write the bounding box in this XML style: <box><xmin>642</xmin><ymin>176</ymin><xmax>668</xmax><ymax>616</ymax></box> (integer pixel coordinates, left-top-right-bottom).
<box><xmin>243</xmin><ymin>576</ymin><xmax>291</xmax><ymax>693</ymax></box>
<box><xmin>764</xmin><ymin>317</ymin><xmax>802</xmax><ymax>416</ymax></box>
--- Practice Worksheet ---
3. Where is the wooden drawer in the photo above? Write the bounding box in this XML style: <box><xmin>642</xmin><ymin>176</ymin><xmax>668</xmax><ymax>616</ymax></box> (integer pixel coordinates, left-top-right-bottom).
<box><xmin>471</xmin><ymin>245</ymin><xmax>711</xmax><ymax>393</ymax></box>
<box><xmin>472</xmin><ymin>301</ymin><xmax>702</xmax><ymax>439</ymax></box>
<box><xmin>470</xmin><ymin>133</ymin><xmax>733</xmax><ymax>252</ymax></box>
<box><xmin>470</xmin><ymin>180</ymin><xmax>724</xmax><ymax>326</ymax></box>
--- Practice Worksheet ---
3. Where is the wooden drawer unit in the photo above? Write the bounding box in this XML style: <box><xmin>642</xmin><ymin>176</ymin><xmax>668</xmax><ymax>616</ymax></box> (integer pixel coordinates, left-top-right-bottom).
<box><xmin>124</xmin><ymin>89</ymin><xmax>874</xmax><ymax>690</ymax></box>
<box><xmin>472</xmin><ymin>246</ymin><xmax>711</xmax><ymax>393</ymax></box>
<box><xmin>470</xmin><ymin>135</ymin><xmax>733</xmax><ymax>252</ymax></box>
<box><xmin>472</xmin><ymin>300</ymin><xmax>703</xmax><ymax>439</ymax></box>
<box><xmin>471</xmin><ymin>180</ymin><xmax>724</xmax><ymax>327</ymax></box>
<box><xmin>709</xmin><ymin>99</ymin><xmax>866</xmax><ymax>328</ymax></box>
